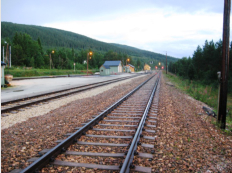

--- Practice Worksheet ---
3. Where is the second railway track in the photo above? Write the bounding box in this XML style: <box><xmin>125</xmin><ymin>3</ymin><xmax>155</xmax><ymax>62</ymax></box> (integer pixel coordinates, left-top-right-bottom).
<box><xmin>1</xmin><ymin>75</ymin><xmax>144</xmax><ymax>114</ymax></box>
<box><xmin>13</xmin><ymin>72</ymin><xmax>161</xmax><ymax>173</ymax></box>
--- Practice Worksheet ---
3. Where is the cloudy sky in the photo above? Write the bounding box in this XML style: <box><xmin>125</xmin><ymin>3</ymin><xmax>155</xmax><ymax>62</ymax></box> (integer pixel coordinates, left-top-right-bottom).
<box><xmin>1</xmin><ymin>0</ymin><xmax>229</xmax><ymax>58</ymax></box>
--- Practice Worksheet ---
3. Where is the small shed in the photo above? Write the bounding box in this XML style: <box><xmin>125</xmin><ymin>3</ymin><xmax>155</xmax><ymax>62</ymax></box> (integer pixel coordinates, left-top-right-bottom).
<box><xmin>100</xmin><ymin>65</ymin><xmax>110</xmax><ymax>76</ymax></box>
<box><xmin>1</xmin><ymin>61</ymin><xmax>6</xmax><ymax>87</ymax></box>
<box><xmin>101</xmin><ymin>61</ymin><xmax>122</xmax><ymax>74</ymax></box>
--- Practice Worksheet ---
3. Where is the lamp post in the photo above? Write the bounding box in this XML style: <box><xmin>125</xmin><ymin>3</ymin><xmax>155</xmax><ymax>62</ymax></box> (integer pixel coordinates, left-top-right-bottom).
<box><xmin>50</xmin><ymin>50</ymin><xmax>55</xmax><ymax>69</ymax></box>
<box><xmin>126</xmin><ymin>58</ymin><xmax>130</xmax><ymax>65</ymax></box>
<box><xmin>87</xmin><ymin>51</ymin><xmax>93</xmax><ymax>75</ymax></box>
<box><xmin>4</xmin><ymin>41</ymin><xmax>8</xmax><ymax>66</ymax></box>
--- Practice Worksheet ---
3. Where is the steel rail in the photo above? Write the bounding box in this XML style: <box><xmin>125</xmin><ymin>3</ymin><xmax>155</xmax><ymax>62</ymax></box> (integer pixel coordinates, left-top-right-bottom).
<box><xmin>1</xmin><ymin>75</ymin><xmax>143</xmax><ymax>114</ymax></box>
<box><xmin>120</xmin><ymin>72</ymin><xmax>160</xmax><ymax>173</ymax></box>
<box><xmin>19</xmin><ymin>74</ymin><xmax>156</xmax><ymax>173</ymax></box>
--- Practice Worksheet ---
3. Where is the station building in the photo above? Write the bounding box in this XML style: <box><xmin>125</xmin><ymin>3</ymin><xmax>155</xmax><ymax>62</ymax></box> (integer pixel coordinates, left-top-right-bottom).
<box><xmin>100</xmin><ymin>61</ymin><xmax>122</xmax><ymax>76</ymax></box>
<box><xmin>144</xmin><ymin>64</ymin><xmax>151</xmax><ymax>71</ymax></box>
<box><xmin>127</xmin><ymin>64</ymin><xmax>135</xmax><ymax>72</ymax></box>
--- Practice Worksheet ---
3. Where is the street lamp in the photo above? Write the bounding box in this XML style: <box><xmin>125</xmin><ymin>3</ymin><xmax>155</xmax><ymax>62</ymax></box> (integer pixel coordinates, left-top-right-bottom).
<box><xmin>50</xmin><ymin>50</ymin><xmax>55</xmax><ymax>69</ymax></box>
<box><xmin>87</xmin><ymin>51</ymin><xmax>93</xmax><ymax>75</ymax></box>
<box><xmin>126</xmin><ymin>58</ymin><xmax>130</xmax><ymax>65</ymax></box>
<box><xmin>4</xmin><ymin>41</ymin><xmax>8</xmax><ymax>66</ymax></box>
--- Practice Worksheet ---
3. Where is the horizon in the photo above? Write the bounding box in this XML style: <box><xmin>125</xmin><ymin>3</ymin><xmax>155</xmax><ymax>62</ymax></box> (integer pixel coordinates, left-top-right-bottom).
<box><xmin>1</xmin><ymin>0</ymin><xmax>229</xmax><ymax>58</ymax></box>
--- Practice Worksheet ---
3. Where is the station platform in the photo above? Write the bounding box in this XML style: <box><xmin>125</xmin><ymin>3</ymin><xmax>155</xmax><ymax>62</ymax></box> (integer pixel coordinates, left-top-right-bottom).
<box><xmin>1</xmin><ymin>73</ymin><xmax>143</xmax><ymax>102</ymax></box>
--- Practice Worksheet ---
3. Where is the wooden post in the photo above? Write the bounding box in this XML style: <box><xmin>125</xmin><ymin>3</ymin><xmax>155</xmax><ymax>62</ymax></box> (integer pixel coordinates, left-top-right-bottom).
<box><xmin>218</xmin><ymin>0</ymin><xmax>231</xmax><ymax>129</ymax></box>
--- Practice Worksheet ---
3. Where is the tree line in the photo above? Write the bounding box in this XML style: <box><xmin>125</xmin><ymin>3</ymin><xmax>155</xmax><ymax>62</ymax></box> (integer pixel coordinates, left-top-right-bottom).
<box><xmin>168</xmin><ymin>40</ymin><xmax>232</xmax><ymax>92</ymax></box>
<box><xmin>1</xmin><ymin>32</ymin><xmax>149</xmax><ymax>70</ymax></box>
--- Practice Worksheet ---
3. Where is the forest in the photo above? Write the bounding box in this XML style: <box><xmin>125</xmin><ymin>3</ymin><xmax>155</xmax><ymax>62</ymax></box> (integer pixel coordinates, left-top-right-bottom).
<box><xmin>1</xmin><ymin>22</ymin><xmax>177</xmax><ymax>70</ymax></box>
<box><xmin>1</xmin><ymin>32</ymin><xmax>145</xmax><ymax>70</ymax></box>
<box><xmin>168</xmin><ymin>39</ymin><xmax>232</xmax><ymax>92</ymax></box>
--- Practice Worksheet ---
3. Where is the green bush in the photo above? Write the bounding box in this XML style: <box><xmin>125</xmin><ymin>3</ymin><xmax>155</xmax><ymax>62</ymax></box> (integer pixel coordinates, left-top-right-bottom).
<box><xmin>165</xmin><ymin>72</ymin><xmax>231</xmax><ymax>124</ymax></box>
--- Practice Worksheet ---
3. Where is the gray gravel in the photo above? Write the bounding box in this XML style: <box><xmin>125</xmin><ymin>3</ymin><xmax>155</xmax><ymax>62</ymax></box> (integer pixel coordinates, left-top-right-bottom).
<box><xmin>1</xmin><ymin>75</ymin><xmax>151</xmax><ymax>172</ymax></box>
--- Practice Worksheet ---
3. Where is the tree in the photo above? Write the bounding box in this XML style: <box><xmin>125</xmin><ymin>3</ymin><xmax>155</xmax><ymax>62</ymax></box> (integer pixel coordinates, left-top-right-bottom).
<box><xmin>188</xmin><ymin>63</ymin><xmax>195</xmax><ymax>80</ymax></box>
<box><xmin>136</xmin><ymin>59</ymin><xmax>141</xmax><ymax>70</ymax></box>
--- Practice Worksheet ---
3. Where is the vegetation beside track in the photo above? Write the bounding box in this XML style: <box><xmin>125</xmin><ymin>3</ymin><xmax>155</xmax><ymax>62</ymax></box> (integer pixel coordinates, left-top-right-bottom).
<box><xmin>164</xmin><ymin>71</ymin><xmax>232</xmax><ymax>133</ymax></box>
<box><xmin>4</xmin><ymin>67</ymin><xmax>98</xmax><ymax>77</ymax></box>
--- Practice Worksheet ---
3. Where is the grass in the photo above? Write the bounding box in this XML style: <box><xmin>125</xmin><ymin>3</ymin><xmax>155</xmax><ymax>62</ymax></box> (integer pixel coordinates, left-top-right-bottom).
<box><xmin>164</xmin><ymin>72</ymin><xmax>232</xmax><ymax>132</ymax></box>
<box><xmin>4</xmin><ymin>67</ymin><xmax>98</xmax><ymax>77</ymax></box>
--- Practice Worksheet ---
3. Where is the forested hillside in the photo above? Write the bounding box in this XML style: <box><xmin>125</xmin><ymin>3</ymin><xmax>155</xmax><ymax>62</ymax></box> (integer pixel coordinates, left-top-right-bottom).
<box><xmin>168</xmin><ymin>40</ymin><xmax>232</xmax><ymax>92</ymax></box>
<box><xmin>1</xmin><ymin>22</ymin><xmax>177</xmax><ymax>67</ymax></box>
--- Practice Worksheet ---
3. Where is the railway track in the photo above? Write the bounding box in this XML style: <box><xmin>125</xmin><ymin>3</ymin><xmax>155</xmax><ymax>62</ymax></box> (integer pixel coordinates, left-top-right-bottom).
<box><xmin>1</xmin><ymin>75</ymin><xmax>143</xmax><ymax>114</ymax></box>
<box><xmin>14</xmin><ymin>72</ymin><xmax>160</xmax><ymax>173</ymax></box>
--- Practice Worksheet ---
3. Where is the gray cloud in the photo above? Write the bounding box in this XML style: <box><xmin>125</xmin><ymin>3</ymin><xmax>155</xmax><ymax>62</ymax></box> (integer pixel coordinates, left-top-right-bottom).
<box><xmin>1</xmin><ymin>0</ymin><xmax>227</xmax><ymax>59</ymax></box>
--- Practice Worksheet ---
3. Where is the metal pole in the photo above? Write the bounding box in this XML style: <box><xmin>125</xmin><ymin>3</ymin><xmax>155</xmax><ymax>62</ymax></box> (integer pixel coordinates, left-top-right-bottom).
<box><xmin>6</xmin><ymin>44</ymin><xmax>8</xmax><ymax>67</ymax></box>
<box><xmin>218</xmin><ymin>0</ymin><xmax>231</xmax><ymax>129</ymax></box>
<box><xmin>87</xmin><ymin>53</ymin><xmax>88</xmax><ymax>75</ymax></box>
<box><xmin>10</xmin><ymin>46</ymin><xmax>11</xmax><ymax>68</ymax></box>
<box><xmin>50</xmin><ymin>53</ymin><xmax>51</xmax><ymax>70</ymax></box>
<box><xmin>3</xmin><ymin>46</ymin><xmax>4</xmax><ymax>63</ymax></box>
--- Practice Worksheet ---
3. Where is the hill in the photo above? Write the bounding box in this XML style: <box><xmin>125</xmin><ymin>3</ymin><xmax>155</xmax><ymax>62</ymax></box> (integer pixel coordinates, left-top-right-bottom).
<box><xmin>1</xmin><ymin>22</ymin><xmax>178</xmax><ymax>63</ymax></box>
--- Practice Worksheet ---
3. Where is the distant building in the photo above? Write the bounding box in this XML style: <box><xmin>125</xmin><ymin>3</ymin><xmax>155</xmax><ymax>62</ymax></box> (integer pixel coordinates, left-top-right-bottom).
<box><xmin>144</xmin><ymin>64</ymin><xmax>151</xmax><ymax>71</ymax></box>
<box><xmin>100</xmin><ymin>61</ymin><xmax>122</xmax><ymax>76</ymax></box>
<box><xmin>99</xmin><ymin>64</ymin><xmax>110</xmax><ymax>76</ymax></box>
<box><xmin>127</xmin><ymin>64</ymin><xmax>135</xmax><ymax>72</ymax></box>
<box><xmin>123</xmin><ymin>66</ymin><xmax>130</xmax><ymax>73</ymax></box>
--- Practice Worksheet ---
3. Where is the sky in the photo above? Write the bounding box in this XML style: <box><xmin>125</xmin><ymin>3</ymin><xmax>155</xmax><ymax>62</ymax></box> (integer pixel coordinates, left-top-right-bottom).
<box><xmin>1</xmin><ymin>0</ymin><xmax>230</xmax><ymax>58</ymax></box>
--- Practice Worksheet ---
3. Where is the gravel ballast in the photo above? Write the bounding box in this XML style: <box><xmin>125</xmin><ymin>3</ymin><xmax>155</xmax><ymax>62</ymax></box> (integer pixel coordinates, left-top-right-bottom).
<box><xmin>1</xmin><ymin>73</ymin><xmax>232</xmax><ymax>173</ymax></box>
<box><xmin>1</xmin><ymin>75</ymin><xmax>150</xmax><ymax>172</ymax></box>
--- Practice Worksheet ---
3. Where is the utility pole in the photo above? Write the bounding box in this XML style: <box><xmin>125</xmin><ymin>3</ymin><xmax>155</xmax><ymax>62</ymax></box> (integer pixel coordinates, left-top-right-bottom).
<box><xmin>218</xmin><ymin>0</ymin><xmax>231</xmax><ymax>129</ymax></box>
<box><xmin>166</xmin><ymin>52</ymin><xmax>167</xmax><ymax>74</ymax></box>
<box><xmin>9</xmin><ymin>46</ymin><xmax>11</xmax><ymax>68</ymax></box>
